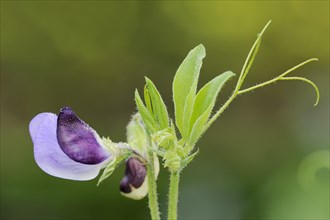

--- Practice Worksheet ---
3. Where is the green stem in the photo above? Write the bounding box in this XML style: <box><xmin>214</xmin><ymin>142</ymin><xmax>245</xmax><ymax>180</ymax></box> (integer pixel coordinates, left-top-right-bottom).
<box><xmin>204</xmin><ymin>90</ymin><xmax>237</xmax><ymax>134</ymax></box>
<box><xmin>167</xmin><ymin>171</ymin><xmax>180</xmax><ymax>220</ymax></box>
<box><xmin>146</xmin><ymin>149</ymin><xmax>160</xmax><ymax>220</ymax></box>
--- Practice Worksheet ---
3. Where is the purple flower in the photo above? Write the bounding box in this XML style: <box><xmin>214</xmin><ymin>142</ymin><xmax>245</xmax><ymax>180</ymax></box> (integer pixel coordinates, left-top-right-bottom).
<box><xmin>29</xmin><ymin>107</ymin><xmax>112</xmax><ymax>181</ymax></box>
<box><xmin>120</xmin><ymin>157</ymin><xmax>148</xmax><ymax>200</ymax></box>
<box><xmin>119</xmin><ymin>155</ymin><xmax>160</xmax><ymax>200</ymax></box>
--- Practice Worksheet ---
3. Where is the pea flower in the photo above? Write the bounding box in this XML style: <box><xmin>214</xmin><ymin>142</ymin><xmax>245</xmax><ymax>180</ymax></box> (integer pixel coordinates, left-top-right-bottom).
<box><xmin>30</xmin><ymin>107</ymin><xmax>159</xmax><ymax>200</ymax></box>
<box><xmin>29</xmin><ymin>107</ymin><xmax>113</xmax><ymax>181</ymax></box>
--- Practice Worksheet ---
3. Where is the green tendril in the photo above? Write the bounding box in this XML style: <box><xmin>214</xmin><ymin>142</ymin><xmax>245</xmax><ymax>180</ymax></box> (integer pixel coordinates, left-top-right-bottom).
<box><xmin>279</xmin><ymin>76</ymin><xmax>320</xmax><ymax>106</ymax></box>
<box><xmin>237</xmin><ymin>58</ymin><xmax>320</xmax><ymax>106</ymax></box>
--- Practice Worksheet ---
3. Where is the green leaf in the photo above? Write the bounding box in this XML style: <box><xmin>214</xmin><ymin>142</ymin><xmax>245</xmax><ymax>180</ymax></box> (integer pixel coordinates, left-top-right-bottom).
<box><xmin>172</xmin><ymin>44</ymin><xmax>206</xmax><ymax>136</ymax></box>
<box><xmin>97</xmin><ymin>158</ymin><xmax>116</xmax><ymax>186</ymax></box>
<box><xmin>181</xmin><ymin>82</ymin><xmax>198</xmax><ymax>139</ymax></box>
<box><xmin>181</xmin><ymin>149</ymin><xmax>199</xmax><ymax>170</ymax></box>
<box><xmin>135</xmin><ymin>89</ymin><xmax>159</xmax><ymax>133</ymax></box>
<box><xmin>126</xmin><ymin>113</ymin><xmax>149</xmax><ymax>155</ymax></box>
<box><xmin>187</xmin><ymin>71</ymin><xmax>235</xmax><ymax>147</ymax></box>
<box><xmin>97</xmin><ymin>149</ymin><xmax>132</xmax><ymax>186</ymax></box>
<box><xmin>145</xmin><ymin>77</ymin><xmax>169</xmax><ymax>129</ymax></box>
<box><xmin>144</xmin><ymin>85</ymin><xmax>153</xmax><ymax>113</ymax></box>
<box><xmin>236</xmin><ymin>20</ymin><xmax>271</xmax><ymax>90</ymax></box>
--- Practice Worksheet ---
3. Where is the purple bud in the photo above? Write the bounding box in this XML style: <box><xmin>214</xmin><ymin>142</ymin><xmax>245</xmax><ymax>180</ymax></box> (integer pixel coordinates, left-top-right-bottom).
<box><xmin>120</xmin><ymin>157</ymin><xmax>147</xmax><ymax>194</ymax></box>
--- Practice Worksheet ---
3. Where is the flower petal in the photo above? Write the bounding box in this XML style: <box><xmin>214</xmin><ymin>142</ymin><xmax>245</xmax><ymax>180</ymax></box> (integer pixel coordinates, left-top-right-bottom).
<box><xmin>120</xmin><ymin>157</ymin><xmax>148</xmax><ymax>200</ymax></box>
<box><xmin>29</xmin><ymin>113</ymin><xmax>111</xmax><ymax>181</ymax></box>
<box><xmin>57</xmin><ymin>107</ymin><xmax>110</xmax><ymax>164</ymax></box>
<box><xmin>119</xmin><ymin>155</ymin><xmax>159</xmax><ymax>200</ymax></box>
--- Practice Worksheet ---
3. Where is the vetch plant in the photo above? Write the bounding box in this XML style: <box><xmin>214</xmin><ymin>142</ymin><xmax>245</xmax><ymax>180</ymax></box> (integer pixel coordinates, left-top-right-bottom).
<box><xmin>29</xmin><ymin>21</ymin><xmax>319</xmax><ymax>220</ymax></box>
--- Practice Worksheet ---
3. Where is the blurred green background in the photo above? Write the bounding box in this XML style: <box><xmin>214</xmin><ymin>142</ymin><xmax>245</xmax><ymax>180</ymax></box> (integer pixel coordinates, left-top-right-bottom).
<box><xmin>1</xmin><ymin>1</ymin><xmax>329</xmax><ymax>220</ymax></box>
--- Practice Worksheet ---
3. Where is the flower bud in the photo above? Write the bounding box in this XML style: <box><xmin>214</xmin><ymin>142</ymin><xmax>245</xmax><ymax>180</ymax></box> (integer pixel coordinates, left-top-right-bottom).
<box><xmin>120</xmin><ymin>157</ymin><xmax>148</xmax><ymax>200</ymax></box>
<box><xmin>164</xmin><ymin>151</ymin><xmax>181</xmax><ymax>172</ymax></box>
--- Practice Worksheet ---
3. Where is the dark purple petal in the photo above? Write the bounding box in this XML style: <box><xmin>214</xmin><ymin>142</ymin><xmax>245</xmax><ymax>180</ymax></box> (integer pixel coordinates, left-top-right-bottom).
<box><xmin>57</xmin><ymin>107</ymin><xmax>110</xmax><ymax>165</ymax></box>
<box><xmin>120</xmin><ymin>157</ymin><xmax>147</xmax><ymax>193</ymax></box>
<box><xmin>29</xmin><ymin>113</ymin><xmax>112</xmax><ymax>181</ymax></box>
<box><xmin>119</xmin><ymin>155</ymin><xmax>160</xmax><ymax>200</ymax></box>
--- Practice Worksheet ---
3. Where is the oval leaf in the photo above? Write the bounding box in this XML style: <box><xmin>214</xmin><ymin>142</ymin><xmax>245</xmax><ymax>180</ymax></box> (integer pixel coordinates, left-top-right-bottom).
<box><xmin>97</xmin><ymin>158</ymin><xmax>116</xmax><ymax>186</ymax></box>
<box><xmin>126</xmin><ymin>113</ymin><xmax>148</xmax><ymax>156</ymax></box>
<box><xmin>187</xmin><ymin>71</ymin><xmax>235</xmax><ymax>146</ymax></box>
<box><xmin>145</xmin><ymin>77</ymin><xmax>169</xmax><ymax>129</ymax></box>
<box><xmin>135</xmin><ymin>89</ymin><xmax>159</xmax><ymax>133</ymax></box>
<box><xmin>172</xmin><ymin>44</ymin><xmax>206</xmax><ymax>136</ymax></box>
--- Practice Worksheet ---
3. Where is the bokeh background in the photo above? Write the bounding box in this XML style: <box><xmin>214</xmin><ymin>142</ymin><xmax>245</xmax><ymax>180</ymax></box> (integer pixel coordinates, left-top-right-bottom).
<box><xmin>1</xmin><ymin>1</ymin><xmax>329</xmax><ymax>220</ymax></box>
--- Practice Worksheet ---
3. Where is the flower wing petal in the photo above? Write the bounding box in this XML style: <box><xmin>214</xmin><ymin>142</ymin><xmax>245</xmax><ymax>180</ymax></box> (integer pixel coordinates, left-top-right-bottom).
<box><xmin>29</xmin><ymin>113</ymin><xmax>111</xmax><ymax>181</ymax></box>
<box><xmin>57</xmin><ymin>107</ymin><xmax>110</xmax><ymax>164</ymax></box>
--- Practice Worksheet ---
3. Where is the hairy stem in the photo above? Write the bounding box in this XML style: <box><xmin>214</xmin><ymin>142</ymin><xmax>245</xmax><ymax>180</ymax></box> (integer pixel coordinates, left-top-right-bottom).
<box><xmin>146</xmin><ymin>149</ymin><xmax>160</xmax><ymax>220</ymax></box>
<box><xmin>167</xmin><ymin>171</ymin><xmax>180</xmax><ymax>220</ymax></box>
<box><xmin>204</xmin><ymin>90</ymin><xmax>237</xmax><ymax>134</ymax></box>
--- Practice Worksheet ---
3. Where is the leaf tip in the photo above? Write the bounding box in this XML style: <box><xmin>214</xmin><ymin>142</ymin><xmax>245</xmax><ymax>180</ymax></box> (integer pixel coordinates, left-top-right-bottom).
<box><xmin>144</xmin><ymin>76</ymin><xmax>151</xmax><ymax>83</ymax></box>
<box><xmin>134</xmin><ymin>89</ymin><xmax>140</xmax><ymax>99</ymax></box>
<box><xmin>193</xmin><ymin>44</ymin><xmax>206</xmax><ymax>56</ymax></box>
<box><xmin>259</xmin><ymin>20</ymin><xmax>272</xmax><ymax>37</ymax></box>
<box><xmin>225</xmin><ymin>70</ymin><xmax>236</xmax><ymax>76</ymax></box>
